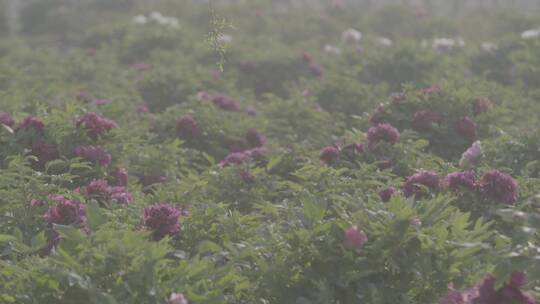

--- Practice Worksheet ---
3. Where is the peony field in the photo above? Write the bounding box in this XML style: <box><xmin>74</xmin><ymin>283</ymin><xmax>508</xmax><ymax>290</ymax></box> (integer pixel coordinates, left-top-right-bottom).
<box><xmin>0</xmin><ymin>1</ymin><xmax>540</xmax><ymax>303</ymax></box>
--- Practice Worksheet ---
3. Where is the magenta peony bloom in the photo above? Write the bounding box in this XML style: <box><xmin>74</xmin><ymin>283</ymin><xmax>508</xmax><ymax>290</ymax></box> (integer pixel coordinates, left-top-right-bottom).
<box><xmin>301</xmin><ymin>51</ymin><xmax>314</xmax><ymax>64</ymax></box>
<box><xmin>367</xmin><ymin>123</ymin><xmax>400</xmax><ymax>147</ymax></box>
<box><xmin>18</xmin><ymin>116</ymin><xmax>44</xmax><ymax>133</ymax></box>
<box><xmin>391</xmin><ymin>92</ymin><xmax>406</xmax><ymax>104</ymax></box>
<box><xmin>143</xmin><ymin>204</ymin><xmax>181</xmax><ymax>240</ymax></box>
<box><xmin>454</xmin><ymin>116</ymin><xmax>477</xmax><ymax>142</ymax></box>
<box><xmin>84</xmin><ymin>48</ymin><xmax>97</xmax><ymax>57</ymax></box>
<box><xmin>439</xmin><ymin>272</ymin><xmax>536</xmax><ymax>304</ymax></box>
<box><xmin>168</xmin><ymin>293</ymin><xmax>188</xmax><ymax>304</ymax></box>
<box><xmin>238</xmin><ymin>60</ymin><xmax>257</xmax><ymax>73</ymax></box>
<box><xmin>403</xmin><ymin>171</ymin><xmax>440</xmax><ymax>198</ymax></box>
<box><xmin>176</xmin><ymin>115</ymin><xmax>202</xmax><ymax>140</ymax></box>
<box><xmin>74</xmin><ymin>145</ymin><xmax>112</xmax><ymax>166</ymax></box>
<box><xmin>29</xmin><ymin>142</ymin><xmax>60</xmax><ymax>171</ymax></box>
<box><xmin>479</xmin><ymin>170</ymin><xmax>519</xmax><ymax>205</ymax></box>
<box><xmin>85</xmin><ymin>179</ymin><xmax>132</xmax><ymax>204</ymax></box>
<box><xmin>445</xmin><ymin>171</ymin><xmax>476</xmax><ymax>191</ymax></box>
<box><xmin>422</xmin><ymin>85</ymin><xmax>442</xmax><ymax>95</ymax></box>
<box><xmin>112</xmin><ymin>167</ymin><xmax>128</xmax><ymax>186</ymax></box>
<box><xmin>413</xmin><ymin>110</ymin><xmax>441</xmax><ymax>131</ymax></box>
<box><xmin>438</xmin><ymin>285</ymin><xmax>467</xmax><ymax>304</ymax></box>
<box><xmin>320</xmin><ymin>146</ymin><xmax>339</xmax><ymax>165</ymax></box>
<box><xmin>107</xmin><ymin>186</ymin><xmax>133</xmax><ymax>204</ymax></box>
<box><xmin>76</xmin><ymin>91</ymin><xmax>93</xmax><ymax>104</ymax></box>
<box><xmin>141</xmin><ymin>175</ymin><xmax>167</xmax><ymax>188</ymax></box>
<box><xmin>240</xmin><ymin>170</ymin><xmax>255</xmax><ymax>183</ymax></box>
<box><xmin>44</xmin><ymin>197</ymin><xmax>86</xmax><ymax>226</ymax></box>
<box><xmin>246</xmin><ymin>147</ymin><xmax>267</xmax><ymax>161</ymax></box>
<box><xmin>344</xmin><ymin>225</ymin><xmax>368</xmax><ymax>250</ymax></box>
<box><xmin>86</xmin><ymin>179</ymin><xmax>110</xmax><ymax>200</ymax></box>
<box><xmin>136</xmin><ymin>103</ymin><xmax>150</xmax><ymax>113</ymax></box>
<box><xmin>245</xmin><ymin>106</ymin><xmax>257</xmax><ymax>116</ymax></box>
<box><xmin>0</xmin><ymin>112</ymin><xmax>15</xmax><ymax>127</ymax></box>
<box><xmin>210</xmin><ymin>94</ymin><xmax>243</xmax><ymax>112</ymax></box>
<box><xmin>379</xmin><ymin>187</ymin><xmax>397</xmax><ymax>202</ymax></box>
<box><xmin>220</xmin><ymin>151</ymin><xmax>250</xmax><ymax>167</ymax></box>
<box><xmin>473</xmin><ymin>97</ymin><xmax>492</xmax><ymax>116</ymax></box>
<box><xmin>76</xmin><ymin>112</ymin><xmax>118</xmax><ymax>140</ymax></box>
<box><xmin>308</xmin><ymin>63</ymin><xmax>323</xmax><ymax>78</ymax></box>
<box><xmin>92</xmin><ymin>99</ymin><xmax>111</xmax><ymax>106</ymax></box>
<box><xmin>130</xmin><ymin>62</ymin><xmax>152</xmax><ymax>72</ymax></box>
<box><xmin>245</xmin><ymin>128</ymin><xmax>266</xmax><ymax>148</ymax></box>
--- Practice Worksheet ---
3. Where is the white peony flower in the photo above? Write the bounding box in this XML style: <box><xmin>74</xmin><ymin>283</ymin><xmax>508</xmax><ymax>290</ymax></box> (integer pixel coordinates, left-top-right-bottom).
<box><xmin>521</xmin><ymin>28</ymin><xmax>540</xmax><ymax>40</ymax></box>
<box><xmin>132</xmin><ymin>15</ymin><xmax>147</xmax><ymax>25</ymax></box>
<box><xmin>377</xmin><ymin>37</ymin><xmax>393</xmax><ymax>47</ymax></box>
<box><xmin>481</xmin><ymin>42</ymin><xmax>497</xmax><ymax>53</ymax></box>
<box><xmin>323</xmin><ymin>44</ymin><xmax>342</xmax><ymax>55</ymax></box>
<box><xmin>341</xmin><ymin>28</ymin><xmax>362</xmax><ymax>44</ymax></box>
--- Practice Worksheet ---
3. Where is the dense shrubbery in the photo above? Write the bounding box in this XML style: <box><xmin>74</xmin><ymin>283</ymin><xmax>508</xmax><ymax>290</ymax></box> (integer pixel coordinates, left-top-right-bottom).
<box><xmin>0</xmin><ymin>1</ymin><xmax>539</xmax><ymax>303</ymax></box>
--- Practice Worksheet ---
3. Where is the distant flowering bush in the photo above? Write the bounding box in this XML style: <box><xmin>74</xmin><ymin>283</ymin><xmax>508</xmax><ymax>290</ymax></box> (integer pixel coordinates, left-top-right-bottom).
<box><xmin>444</xmin><ymin>171</ymin><xmax>477</xmax><ymax>192</ymax></box>
<box><xmin>85</xmin><ymin>179</ymin><xmax>132</xmax><ymax>204</ymax></box>
<box><xmin>403</xmin><ymin>171</ymin><xmax>440</xmax><ymax>198</ymax></box>
<box><xmin>0</xmin><ymin>112</ymin><xmax>15</xmax><ymax>127</ymax></box>
<box><xmin>17</xmin><ymin>116</ymin><xmax>44</xmax><ymax>133</ymax></box>
<box><xmin>422</xmin><ymin>85</ymin><xmax>442</xmax><ymax>95</ymax></box>
<box><xmin>478</xmin><ymin>170</ymin><xmax>519</xmax><ymax>205</ymax></box>
<box><xmin>245</xmin><ymin>128</ymin><xmax>266</xmax><ymax>148</ymax></box>
<box><xmin>308</xmin><ymin>63</ymin><xmax>323</xmax><ymax>78</ymax></box>
<box><xmin>29</xmin><ymin>142</ymin><xmax>59</xmax><ymax>171</ymax></box>
<box><xmin>379</xmin><ymin>187</ymin><xmax>397</xmax><ymax>202</ymax></box>
<box><xmin>168</xmin><ymin>293</ymin><xmax>188</xmax><ymax>304</ymax></box>
<box><xmin>112</xmin><ymin>167</ymin><xmax>128</xmax><ymax>186</ymax></box>
<box><xmin>413</xmin><ymin>110</ymin><xmax>441</xmax><ymax>131</ymax></box>
<box><xmin>472</xmin><ymin>97</ymin><xmax>492</xmax><ymax>116</ymax></box>
<box><xmin>367</xmin><ymin>123</ymin><xmax>400</xmax><ymax>147</ymax></box>
<box><xmin>143</xmin><ymin>204</ymin><xmax>181</xmax><ymax>241</ymax></box>
<box><xmin>344</xmin><ymin>225</ymin><xmax>368</xmax><ymax>250</ymax></box>
<box><xmin>74</xmin><ymin>145</ymin><xmax>112</xmax><ymax>166</ymax></box>
<box><xmin>239</xmin><ymin>170</ymin><xmax>255</xmax><ymax>184</ymax></box>
<box><xmin>220</xmin><ymin>151</ymin><xmax>251</xmax><ymax>167</ymax></box>
<box><xmin>439</xmin><ymin>272</ymin><xmax>535</xmax><ymax>304</ymax></box>
<box><xmin>135</xmin><ymin>103</ymin><xmax>150</xmax><ymax>113</ymax></box>
<box><xmin>76</xmin><ymin>112</ymin><xmax>118</xmax><ymax>140</ymax></box>
<box><xmin>454</xmin><ymin>116</ymin><xmax>477</xmax><ymax>142</ymax></box>
<box><xmin>44</xmin><ymin>196</ymin><xmax>86</xmax><ymax>226</ymax></box>
<box><xmin>210</xmin><ymin>94</ymin><xmax>243</xmax><ymax>112</ymax></box>
<box><xmin>320</xmin><ymin>146</ymin><xmax>339</xmax><ymax>166</ymax></box>
<box><xmin>176</xmin><ymin>115</ymin><xmax>201</xmax><ymax>140</ymax></box>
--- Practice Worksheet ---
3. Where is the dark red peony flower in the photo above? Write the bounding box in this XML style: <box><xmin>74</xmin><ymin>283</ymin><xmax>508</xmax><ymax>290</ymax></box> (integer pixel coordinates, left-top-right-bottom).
<box><xmin>454</xmin><ymin>116</ymin><xmax>477</xmax><ymax>142</ymax></box>
<box><xmin>403</xmin><ymin>171</ymin><xmax>440</xmax><ymax>199</ymax></box>
<box><xmin>413</xmin><ymin>110</ymin><xmax>441</xmax><ymax>131</ymax></box>
<box><xmin>29</xmin><ymin>142</ymin><xmax>60</xmax><ymax>171</ymax></box>
<box><xmin>176</xmin><ymin>115</ymin><xmax>202</xmax><ymax>140</ymax></box>
<box><xmin>0</xmin><ymin>112</ymin><xmax>15</xmax><ymax>127</ymax></box>
<box><xmin>320</xmin><ymin>146</ymin><xmax>339</xmax><ymax>165</ymax></box>
<box><xmin>74</xmin><ymin>145</ymin><xmax>112</xmax><ymax>166</ymax></box>
<box><xmin>367</xmin><ymin>123</ymin><xmax>400</xmax><ymax>147</ymax></box>
<box><xmin>479</xmin><ymin>170</ymin><xmax>519</xmax><ymax>205</ymax></box>
<box><xmin>245</xmin><ymin>128</ymin><xmax>266</xmax><ymax>148</ymax></box>
<box><xmin>76</xmin><ymin>112</ymin><xmax>118</xmax><ymax>140</ymax></box>
<box><xmin>143</xmin><ymin>204</ymin><xmax>181</xmax><ymax>241</ymax></box>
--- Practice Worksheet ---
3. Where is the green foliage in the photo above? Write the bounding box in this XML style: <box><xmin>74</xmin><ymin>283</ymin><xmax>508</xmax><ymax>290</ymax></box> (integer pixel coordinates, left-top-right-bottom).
<box><xmin>0</xmin><ymin>1</ymin><xmax>539</xmax><ymax>303</ymax></box>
